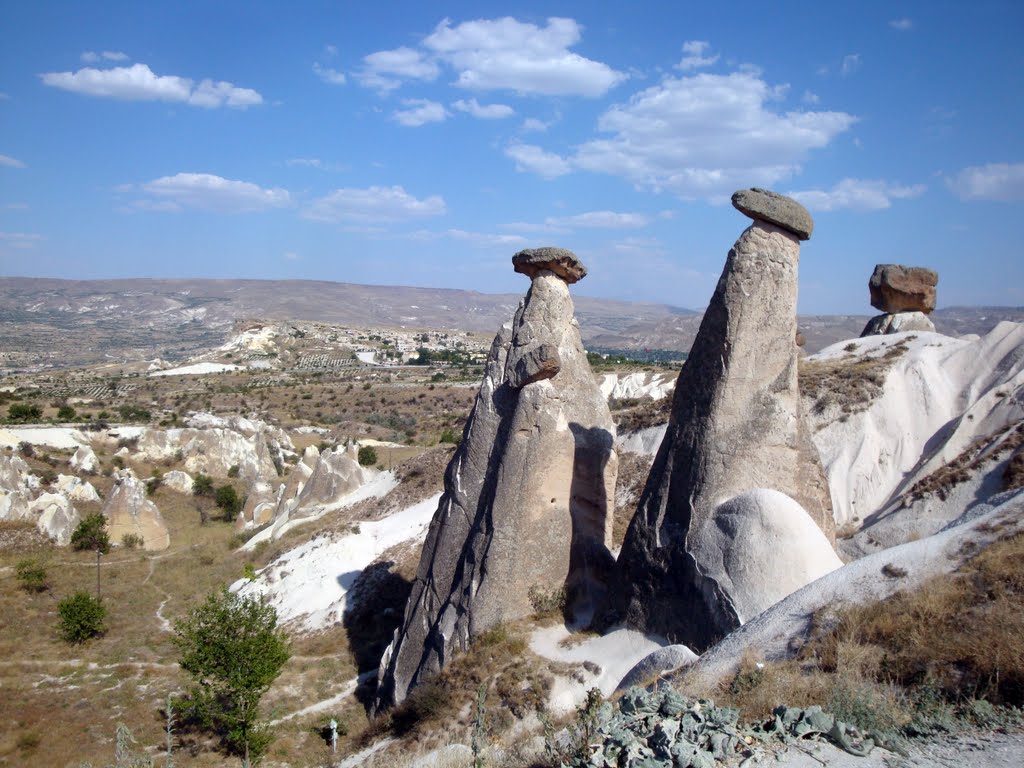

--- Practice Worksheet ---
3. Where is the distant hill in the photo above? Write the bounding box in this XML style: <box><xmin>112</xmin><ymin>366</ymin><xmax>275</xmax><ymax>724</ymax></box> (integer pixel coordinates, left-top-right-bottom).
<box><xmin>0</xmin><ymin>277</ymin><xmax>1021</xmax><ymax>372</ymax></box>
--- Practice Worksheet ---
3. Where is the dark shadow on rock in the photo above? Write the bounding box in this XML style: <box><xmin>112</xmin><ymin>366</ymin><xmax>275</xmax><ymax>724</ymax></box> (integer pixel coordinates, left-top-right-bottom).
<box><xmin>566</xmin><ymin>422</ymin><xmax>616</xmax><ymax>626</ymax></box>
<box><xmin>343</xmin><ymin>560</ymin><xmax>413</xmax><ymax>711</ymax></box>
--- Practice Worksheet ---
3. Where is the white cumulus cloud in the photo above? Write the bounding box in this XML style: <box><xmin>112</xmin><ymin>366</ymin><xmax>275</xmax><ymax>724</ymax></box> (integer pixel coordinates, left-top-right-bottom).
<box><xmin>452</xmin><ymin>98</ymin><xmax>514</xmax><ymax>119</ymax></box>
<box><xmin>0</xmin><ymin>154</ymin><xmax>26</xmax><ymax>168</ymax></box>
<box><xmin>392</xmin><ymin>98</ymin><xmax>448</xmax><ymax>127</ymax></box>
<box><xmin>567</xmin><ymin>70</ymin><xmax>856</xmax><ymax>198</ymax></box>
<box><xmin>788</xmin><ymin>178</ymin><xmax>926</xmax><ymax>211</ymax></box>
<box><xmin>40</xmin><ymin>63</ymin><xmax>262</xmax><ymax>108</ymax></box>
<box><xmin>356</xmin><ymin>46</ymin><xmax>440</xmax><ymax>92</ymax></box>
<box><xmin>546</xmin><ymin>211</ymin><xmax>650</xmax><ymax>229</ymax></box>
<box><xmin>304</xmin><ymin>185</ymin><xmax>446</xmax><ymax>222</ymax></box>
<box><xmin>946</xmin><ymin>162</ymin><xmax>1024</xmax><ymax>201</ymax></box>
<box><xmin>841</xmin><ymin>53</ymin><xmax>861</xmax><ymax>77</ymax></box>
<box><xmin>889</xmin><ymin>18</ymin><xmax>913</xmax><ymax>31</ymax></box>
<box><xmin>139</xmin><ymin>173</ymin><xmax>290</xmax><ymax>212</ymax></box>
<box><xmin>505</xmin><ymin>143</ymin><xmax>570</xmax><ymax>179</ymax></box>
<box><xmin>676</xmin><ymin>40</ymin><xmax>718</xmax><ymax>71</ymax></box>
<box><xmin>421</xmin><ymin>16</ymin><xmax>625</xmax><ymax>96</ymax></box>
<box><xmin>408</xmin><ymin>228</ymin><xmax>527</xmax><ymax>247</ymax></box>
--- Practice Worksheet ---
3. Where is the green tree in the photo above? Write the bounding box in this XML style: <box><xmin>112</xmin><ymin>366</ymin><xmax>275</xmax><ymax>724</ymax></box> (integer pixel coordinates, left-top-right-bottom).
<box><xmin>56</xmin><ymin>404</ymin><xmax>76</xmax><ymax>420</ymax></box>
<box><xmin>173</xmin><ymin>588</ymin><xmax>290</xmax><ymax>766</ymax></box>
<box><xmin>58</xmin><ymin>591</ymin><xmax>107</xmax><ymax>643</ymax></box>
<box><xmin>7</xmin><ymin>403</ymin><xmax>42</xmax><ymax>423</ymax></box>
<box><xmin>71</xmin><ymin>513</ymin><xmax>111</xmax><ymax>600</ymax></box>
<box><xmin>215</xmin><ymin>484</ymin><xmax>243</xmax><ymax>520</ymax></box>
<box><xmin>357</xmin><ymin>446</ymin><xmax>378</xmax><ymax>467</ymax></box>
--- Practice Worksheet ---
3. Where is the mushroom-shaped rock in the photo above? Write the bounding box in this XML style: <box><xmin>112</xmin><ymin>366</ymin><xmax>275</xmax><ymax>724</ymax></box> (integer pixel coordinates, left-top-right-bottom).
<box><xmin>731</xmin><ymin>188</ymin><xmax>814</xmax><ymax>241</ymax></box>
<box><xmin>512</xmin><ymin>246</ymin><xmax>588</xmax><ymax>284</ymax></box>
<box><xmin>610</xmin><ymin>207</ymin><xmax>834</xmax><ymax>651</ymax></box>
<box><xmin>868</xmin><ymin>264</ymin><xmax>938</xmax><ymax>314</ymax></box>
<box><xmin>860</xmin><ymin>311</ymin><xmax>936</xmax><ymax>337</ymax></box>
<box><xmin>375</xmin><ymin>247</ymin><xmax>617</xmax><ymax>712</ymax></box>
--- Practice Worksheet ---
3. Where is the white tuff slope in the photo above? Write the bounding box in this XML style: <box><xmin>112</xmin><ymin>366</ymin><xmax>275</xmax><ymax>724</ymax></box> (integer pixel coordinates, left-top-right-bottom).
<box><xmin>809</xmin><ymin>322</ymin><xmax>1024</xmax><ymax>531</ymax></box>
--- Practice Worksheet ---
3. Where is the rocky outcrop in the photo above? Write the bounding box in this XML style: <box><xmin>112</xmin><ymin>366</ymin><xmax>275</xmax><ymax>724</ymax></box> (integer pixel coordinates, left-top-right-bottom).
<box><xmin>375</xmin><ymin>247</ymin><xmax>618</xmax><ymax>710</ymax></box>
<box><xmin>55</xmin><ymin>474</ymin><xmax>101</xmax><ymax>503</ymax></box>
<box><xmin>862</xmin><ymin>264</ymin><xmax>939</xmax><ymax>337</ymax></box>
<box><xmin>610</xmin><ymin>192</ymin><xmax>835</xmax><ymax>652</ymax></box>
<box><xmin>293</xmin><ymin>446</ymin><xmax>364</xmax><ymax>516</ymax></box>
<box><xmin>30</xmin><ymin>493</ymin><xmax>80</xmax><ymax>545</ymax></box>
<box><xmin>162</xmin><ymin>470</ymin><xmax>194</xmax><ymax>494</ymax></box>
<box><xmin>102</xmin><ymin>472</ymin><xmax>170</xmax><ymax>550</ymax></box>
<box><xmin>70</xmin><ymin>445</ymin><xmax>99</xmax><ymax>474</ymax></box>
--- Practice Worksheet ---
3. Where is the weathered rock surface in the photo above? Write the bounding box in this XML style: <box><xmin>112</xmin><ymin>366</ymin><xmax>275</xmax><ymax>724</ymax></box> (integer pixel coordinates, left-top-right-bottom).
<box><xmin>689</xmin><ymin>489</ymin><xmax>842</xmax><ymax>623</ymax></box>
<box><xmin>55</xmin><ymin>474</ymin><xmax>101</xmax><ymax>503</ymax></box>
<box><xmin>869</xmin><ymin>264</ymin><xmax>938</xmax><ymax>314</ymax></box>
<box><xmin>102</xmin><ymin>472</ymin><xmax>170</xmax><ymax>550</ymax></box>
<box><xmin>162</xmin><ymin>469</ymin><xmax>194</xmax><ymax>494</ymax></box>
<box><xmin>615</xmin><ymin>644</ymin><xmax>699</xmax><ymax>693</ymax></box>
<box><xmin>30</xmin><ymin>492</ymin><xmax>80</xmax><ymax>545</ymax></box>
<box><xmin>70</xmin><ymin>445</ymin><xmax>99</xmax><ymax>474</ymax></box>
<box><xmin>0</xmin><ymin>454</ymin><xmax>38</xmax><ymax>493</ymax></box>
<box><xmin>292</xmin><ymin>446</ymin><xmax>365</xmax><ymax>516</ymax></box>
<box><xmin>512</xmin><ymin>246</ymin><xmax>587</xmax><ymax>284</ymax></box>
<box><xmin>376</xmin><ymin>249</ymin><xmax>618</xmax><ymax>710</ymax></box>
<box><xmin>611</xmin><ymin>202</ymin><xmax>834</xmax><ymax>652</ymax></box>
<box><xmin>732</xmin><ymin>187</ymin><xmax>814</xmax><ymax>240</ymax></box>
<box><xmin>860</xmin><ymin>311</ymin><xmax>936</xmax><ymax>337</ymax></box>
<box><xmin>0</xmin><ymin>488</ymin><xmax>31</xmax><ymax>521</ymax></box>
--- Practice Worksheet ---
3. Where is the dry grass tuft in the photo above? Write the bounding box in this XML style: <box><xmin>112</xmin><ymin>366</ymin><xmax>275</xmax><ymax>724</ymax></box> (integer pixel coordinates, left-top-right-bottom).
<box><xmin>1004</xmin><ymin>444</ymin><xmax>1024</xmax><ymax>492</ymax></box>
<box><xmin>799</xmin><ymin>340</ymin><xmax>910</xmax><ymax>419</ymax></box>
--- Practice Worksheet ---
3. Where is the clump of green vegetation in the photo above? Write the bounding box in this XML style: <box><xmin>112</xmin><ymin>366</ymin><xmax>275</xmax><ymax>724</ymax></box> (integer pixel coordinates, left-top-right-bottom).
<box><xmin>357</xmin><ymin>446</ymin><xmax>378</xmax><ymax>467</ymax></box>
<box><xmin>15</xmin><ymin>558</ymin><xmax>49</xmax><ymax>592</ymax></box>
<box><xmin>58</xmin><ymin>591</ymin><xmax>107</xmax><ymax>643</ymax></box>
<box><xmin>215</xmin><ymin>484</ymin><xmax>243</xmax><ymax>520</ymax></box>
<box><xmin>121</xmin><ymin>532</ymin><xmax>144</xmax><ymax>549</ymax></box>
<box><xmin>173</xmin><ymin>588</ymin><xmax>290</xmax><ymax>765</ymax></box>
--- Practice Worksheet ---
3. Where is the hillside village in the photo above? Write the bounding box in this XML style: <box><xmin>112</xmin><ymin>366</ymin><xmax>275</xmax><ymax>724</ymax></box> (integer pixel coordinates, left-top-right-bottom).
<box><xmin>1</xmin><ymin>191</ymin><xmax>1023</xmax><ymax>768</ymax></box>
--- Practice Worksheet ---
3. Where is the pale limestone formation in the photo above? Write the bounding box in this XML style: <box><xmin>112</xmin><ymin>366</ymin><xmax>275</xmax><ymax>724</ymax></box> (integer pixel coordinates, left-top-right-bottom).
<box><xmin>375</xmin><ymin>248</ymin><xmax>618</xmax><ymax>710</ymax></box>
<box><xmin>55</xmin><ymin>474</ymin><xmax>101</xmax><ymax>503</ymax></box>
<box><xmin>611</xmin><ymin>196</ymin><xmax>834</xmax><ymax>652</ymax></box>
<box><xmin>102</xmin><ymin>472</ymin><xmax>170</xmax><ymax>550</ymax></box>
<box><xmin>861</xmin><ymin>310</ymin><xmax>936</xmax><ymax>337</ymax></box>
<box><xmin>292</xmin><ymin>447</ymin><xmax>365</xmax><ymax>517</ymax></box>
<box><xmin>70</xmin><ymin>445</ymin><xmax>99</xmax><ymax>474</ymax></box>
<box><xmin>30</xmin><ymin>493</ymin><xmax>80</xmax><ymax>545</ymax></box>
<box><xmin>162</xmin><ymin>470</ymin><xmax>194</xmax><ymax>494</ymax></box>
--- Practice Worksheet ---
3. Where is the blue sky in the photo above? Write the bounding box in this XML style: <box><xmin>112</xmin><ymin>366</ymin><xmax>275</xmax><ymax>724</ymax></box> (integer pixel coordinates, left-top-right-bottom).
<box><xmin>1</xmin><ymin>1</ymin><xmax>1022</xmax><ymax>313</ymax></box>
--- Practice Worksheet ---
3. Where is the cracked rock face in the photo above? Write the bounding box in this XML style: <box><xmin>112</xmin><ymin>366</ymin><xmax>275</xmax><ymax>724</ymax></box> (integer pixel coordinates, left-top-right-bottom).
<box><xmin>102</xmin><ymin>473</ymin><xmax>170</xmax><ymax>550</ymax></box>
<box><xmin>610</xmin><ymin>205</ymin><xmax>835</xmax><ymax>652</ymax></box>
<box><xmin>375</xmin><ymin>252</ymin><xmax>617</xmax><ymax>711</ymax></box>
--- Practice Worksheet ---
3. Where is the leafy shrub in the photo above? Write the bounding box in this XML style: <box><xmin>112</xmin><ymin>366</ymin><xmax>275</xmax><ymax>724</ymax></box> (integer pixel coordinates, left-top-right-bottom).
<box><xmin>58</xmin><ymin>591</ymin><xmax>107</xmax><ymax>643</ymax></box>
<box><xmin>227</xmin><ymin>464</ymin><xmax>240</xmax><ymax>478</ymax></box>
<box><xmin>7</xmin><ymin>403</ymin><xmax>42</xmax><ymax>423</ymax></box>
<box><xmin>71</xmin><ymin>514</ymin><xmax>111</xmax><ymax>554</ymax></box>
<box><xmin>146</xmin><ymin>475</ymin><xmax>162</xmax><ymax>496</ymax></box>
<box><xmin>439</xmin><ymin>428</ymin><xmax>460</xmax><ymax>445</ymax></box>
<box><xmin>357</xmin><ymin>446</ymin><xmax>378</xmax><ymax>467</ymax></box>
<box><xmin>16</xmin><ymin>558</ymin><xmax>48</xmax><ymax>592</ymax></box>
<box><xmin>56</xmin><ymin>404</ymin><xmax>76</xmax><ymax>420</ymax></box>
<box><xmin>192</xmin><ymin>473</ymin><xmax>214</xmax><ymax>497</ymax></box>
<box><xmin>121</xmin><ymin>532</ymin><xmax>144</xmax><ymax>549</ymax></box>
<box><xmin>18</xmin><ymin>441</ymin><xmax>34</xmax><ymax>458</ymax></box>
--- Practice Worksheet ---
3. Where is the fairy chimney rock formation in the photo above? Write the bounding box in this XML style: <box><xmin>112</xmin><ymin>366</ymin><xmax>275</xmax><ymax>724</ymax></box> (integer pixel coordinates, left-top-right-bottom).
<box><xmin>610</xmin><ymin>190</ymin><xmax>836</xmax><ymax>652</ymax></box>
<box><xmin>862</xmin><ymin>264</ymin><xmax>938</xmax><ymax>336</ymax></box>
<box><xmin>375</xmin><ymin>247</ymin><xmax>617</xmax><ymax>711</ymax></box>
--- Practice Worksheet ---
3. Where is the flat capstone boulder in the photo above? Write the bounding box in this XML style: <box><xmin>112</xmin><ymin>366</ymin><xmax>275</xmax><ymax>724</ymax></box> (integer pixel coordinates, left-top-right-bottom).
<box><xmin>512</xmin><ymin>246</ymin><xmax>588</xmax><ymax>283</ymax></box>
<box><xmin>731</xmin><ymin>188</ymin><xmax>814</xmax><ymax>241</ymax></box>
